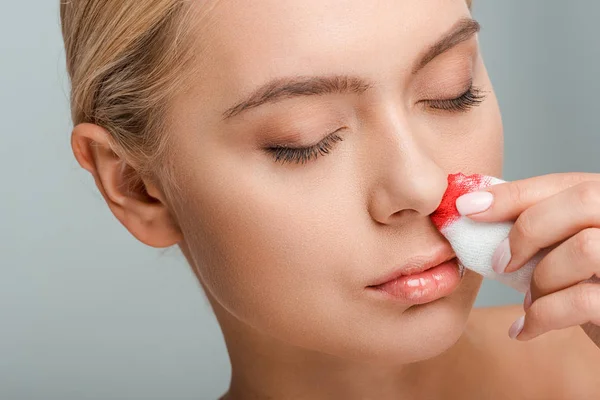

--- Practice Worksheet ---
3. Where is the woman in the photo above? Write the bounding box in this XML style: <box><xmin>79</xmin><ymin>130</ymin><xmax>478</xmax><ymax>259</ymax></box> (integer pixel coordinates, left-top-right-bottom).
<box><xmin>60</xmin><ymin>0</ymin><xmax>600</xmax><ymax>398</ymax></box>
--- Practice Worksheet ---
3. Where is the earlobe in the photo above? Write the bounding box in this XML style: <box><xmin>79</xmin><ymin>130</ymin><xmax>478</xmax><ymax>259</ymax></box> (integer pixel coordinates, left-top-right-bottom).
<box><xmin>71</xmin><ymin>122</ymin><xmax>183</xmax><ymax>248</ymax></box>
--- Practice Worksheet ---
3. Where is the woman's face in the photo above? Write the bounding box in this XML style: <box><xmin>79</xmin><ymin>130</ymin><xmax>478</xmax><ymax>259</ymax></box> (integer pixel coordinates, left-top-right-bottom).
<box><xmin>167</xmin><ymin>0</ymin><xmax>503</xmax><ymax>364</ymax></box>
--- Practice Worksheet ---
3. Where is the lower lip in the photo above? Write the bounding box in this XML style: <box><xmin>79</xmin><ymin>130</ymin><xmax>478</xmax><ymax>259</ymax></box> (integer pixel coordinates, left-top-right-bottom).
<box><xmin>367</xmin><ymin>258</ymin><xmax>462</xmax><ymax>305</ymax></box>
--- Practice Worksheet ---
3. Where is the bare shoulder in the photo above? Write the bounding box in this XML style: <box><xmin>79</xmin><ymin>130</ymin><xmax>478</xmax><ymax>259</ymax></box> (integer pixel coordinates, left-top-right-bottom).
<box><xmin>467</xmin><ymin>305</ymin><xmax>600</xmax><ymax>399</ymax></box>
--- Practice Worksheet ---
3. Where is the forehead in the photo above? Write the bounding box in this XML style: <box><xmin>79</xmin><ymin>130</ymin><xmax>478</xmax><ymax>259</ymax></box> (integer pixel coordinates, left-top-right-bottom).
<box><xmin>185</xmin><ymin>0</ymin><xmax>471</xmax><ymax>109</ymax></box>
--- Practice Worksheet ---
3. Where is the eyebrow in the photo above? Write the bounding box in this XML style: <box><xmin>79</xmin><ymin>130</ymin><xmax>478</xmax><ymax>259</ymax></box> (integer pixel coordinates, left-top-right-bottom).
<box><xmin>221</xmin><ymin>17</ymin><xmax>480</xmax><ymax>120</ymax></box>
<box><xmin>413</xmin><ymin>17</ymin><xmax>480</xmax><ymax>73</ymax></box>
<box><xmin>222</xmin><ymin>75</ymin><xmax>373</xmax><ymax>120</ymax></box>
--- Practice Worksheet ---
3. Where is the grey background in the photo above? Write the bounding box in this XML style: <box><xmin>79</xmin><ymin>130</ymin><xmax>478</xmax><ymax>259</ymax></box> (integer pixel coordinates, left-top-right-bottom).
<box><xmin>1</xmin><ymin>1</ymin><xmax>598</xmax><ymax>399</ymax></box>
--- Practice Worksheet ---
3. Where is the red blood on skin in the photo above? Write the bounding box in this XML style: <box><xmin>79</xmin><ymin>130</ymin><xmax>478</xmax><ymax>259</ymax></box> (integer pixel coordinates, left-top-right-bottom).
<box><xmin>430</xmin><ymin>173</ymin><xmax>491</xmax><ymax>231</ymax></box>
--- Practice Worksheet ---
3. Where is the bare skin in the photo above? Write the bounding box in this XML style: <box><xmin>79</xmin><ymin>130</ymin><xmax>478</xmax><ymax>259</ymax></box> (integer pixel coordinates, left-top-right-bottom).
<box><xmin>69</xmin><ymin>0</ymin><xmax>600</xmax><ymax>398</ymax></box>
<box><xmin>214</xmin><ymin>304</ymin><xmax>600</xmax><ymax>399</ymax></box>
<box><xmin>460</xmin><ymin>306</ymin><xmax>600</xmax><ymax>400</ymax></box>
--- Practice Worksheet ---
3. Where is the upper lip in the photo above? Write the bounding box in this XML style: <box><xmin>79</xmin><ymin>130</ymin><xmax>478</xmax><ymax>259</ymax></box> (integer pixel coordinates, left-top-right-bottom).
<box><xmin>367</xmin><ymin>246</ymin><xmax>457</xmax><ymax>287</ymax></box>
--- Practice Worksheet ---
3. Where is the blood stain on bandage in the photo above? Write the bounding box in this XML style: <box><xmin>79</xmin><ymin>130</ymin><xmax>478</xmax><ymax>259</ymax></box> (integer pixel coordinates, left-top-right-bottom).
<box><xmin>430</xmin><ymin>173</ymin><xmax>492</xmax><ymax>231</ymax></box>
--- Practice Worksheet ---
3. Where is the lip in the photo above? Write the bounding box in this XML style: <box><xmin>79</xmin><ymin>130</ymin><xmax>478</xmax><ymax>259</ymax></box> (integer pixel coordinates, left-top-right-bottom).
<box><xmin>367</xmin><ymin>246</ymin><xmax>457</xmax><ymax>288</ymax></box>
<box><xmin>367</xmin><ymin>258</ymin><xmax>463</xmax><ymax>305</ymax></box>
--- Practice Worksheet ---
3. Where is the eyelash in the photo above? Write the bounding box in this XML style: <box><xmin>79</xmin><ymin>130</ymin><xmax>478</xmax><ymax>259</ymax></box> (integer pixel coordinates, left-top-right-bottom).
<box><xmin>265</xmin><ymin>128</ymin><xmax>346</xmax><ymax>166</ymax></box>
<box><xmin>424</xmin><ymin>84</ymin><xmax>486</xmax><ymax>112</ymax></box>
<box><xmin>264</xmin><ymin>85</ymin><xmax>486</xmax><ymax>165</ymax></box>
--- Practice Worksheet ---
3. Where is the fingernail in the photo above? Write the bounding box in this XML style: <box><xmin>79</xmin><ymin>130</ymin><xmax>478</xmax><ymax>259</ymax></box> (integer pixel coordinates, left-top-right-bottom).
<box><xmin>492</xmin><ymin>238</ymin><xmax>511</xmax><ymax>274</ymax></box>
<box><xmin>456</xmin><ymin>191</ymin><xmax>494</xmax><ymax>216</ymax></box>
<box><xmin>508</xmin><ymin>315</ymin><xmax>525</xmax><ymax>339</ymax></box>
<box><xmin>523</xmin><ymin>289</ymin><xmax>532</xmax><ymax>310</ymax></box>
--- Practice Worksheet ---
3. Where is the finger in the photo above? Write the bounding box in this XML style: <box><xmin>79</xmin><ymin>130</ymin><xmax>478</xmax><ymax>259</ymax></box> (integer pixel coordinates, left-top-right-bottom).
<box><xmin>514</xmin><ymin>283</ymin><xmax>600</xmax><ymax>341</ymax></box>
<box><xmin>458</xmin><ymin>172</ymin><xmax>598</xmax><ymax>222</ymax></box>
<box><xmin>529</xmin><ymin>228</ymin><xmax>600</xmax><ymax>303</ymax></box>
<box><xmin>500</xmin><ymin>181</ymin><xmax>600</xmax><ymax>273</ymax></box>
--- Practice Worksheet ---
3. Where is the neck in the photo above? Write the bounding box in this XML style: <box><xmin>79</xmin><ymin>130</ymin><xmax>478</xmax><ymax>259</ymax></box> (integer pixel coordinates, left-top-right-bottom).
<box><xmin>209</xmin><ymin>297</ymin><xmax>480</xmax><ymax>400</ymax></box>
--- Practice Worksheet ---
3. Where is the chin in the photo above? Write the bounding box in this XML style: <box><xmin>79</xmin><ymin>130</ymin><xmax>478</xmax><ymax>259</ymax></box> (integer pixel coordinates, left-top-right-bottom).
<box><xmin>329</xmin><ymin>271</ymin><xmax>483</xmax><ymax>366</ymax></box>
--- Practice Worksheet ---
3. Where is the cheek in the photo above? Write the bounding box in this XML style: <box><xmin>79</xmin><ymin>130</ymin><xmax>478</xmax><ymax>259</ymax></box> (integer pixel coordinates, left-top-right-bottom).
<box><xmin>467</xmin><ymin>68</ymin><xmax>504</xmax><ymax>176</ymax></box>
<box><xmin>471</xmin><ymin>89</ymin><xmax>504</xmax><ymax>176</ymax></box>
<box><xmin>432</xmin><ymin>88</ymin><xmax>504</xmax><ymax>178</ymax></box>
<box><xmin>171</xmin><ymin>145</ymin><xmax>362</xmax><ymax>335</ymax></box>
<box><xmin>428</xmin><ymin>57</ymin><xmax>504</xmax><ymax>177</ymax></box>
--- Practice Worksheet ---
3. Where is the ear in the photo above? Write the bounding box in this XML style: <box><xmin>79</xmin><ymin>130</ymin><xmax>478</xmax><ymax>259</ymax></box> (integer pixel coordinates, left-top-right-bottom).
<box><xmin>71</xmin><ymin>123</ymin><xmax>183</xmax><ymax>248</ymax></box>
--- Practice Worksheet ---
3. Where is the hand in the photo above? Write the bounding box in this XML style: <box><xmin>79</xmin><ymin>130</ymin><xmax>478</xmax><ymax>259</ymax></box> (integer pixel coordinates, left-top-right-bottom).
<box><xmin>456</xmin><ymin>172</ymin><xmax>600</xmax><ymax>347</ymax></box>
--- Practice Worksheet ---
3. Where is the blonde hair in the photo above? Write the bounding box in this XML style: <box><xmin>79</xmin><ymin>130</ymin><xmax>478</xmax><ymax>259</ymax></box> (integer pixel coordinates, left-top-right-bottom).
<box><xmin>60</xmin><ymin>1</ymin><xmax>200</xmax><ymax>194</ymax></box>
<box><xmin>60</xmin><ymin>0</ymin><xmax>472</xmax><ymax>193</ymax></box>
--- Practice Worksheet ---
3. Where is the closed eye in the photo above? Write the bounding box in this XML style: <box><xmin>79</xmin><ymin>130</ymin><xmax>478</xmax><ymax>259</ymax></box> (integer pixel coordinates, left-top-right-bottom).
<box><xmin>264</xmin><ymin>127</ymin><xmax>346</xmax><ymax>165</ymax></box>
<box><xmin>423</xmin><ymin>84</ymin><xmax>486</xmax><ymax>112</ymax></box>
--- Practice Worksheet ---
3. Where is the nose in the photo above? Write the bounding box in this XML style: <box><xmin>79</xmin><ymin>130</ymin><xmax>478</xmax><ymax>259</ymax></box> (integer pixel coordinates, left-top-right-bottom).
<box><xmin>367</xmin><ymin>120</ymin><xmax>448</xmax><ymax>226</ymax></box>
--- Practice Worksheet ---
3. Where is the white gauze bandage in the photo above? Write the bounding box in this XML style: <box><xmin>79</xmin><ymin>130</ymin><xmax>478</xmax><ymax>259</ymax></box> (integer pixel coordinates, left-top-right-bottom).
<box><xmin>430</xmin><ymin>173</ymin><xmax>545</xmax><ymax>293</ymax></box>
